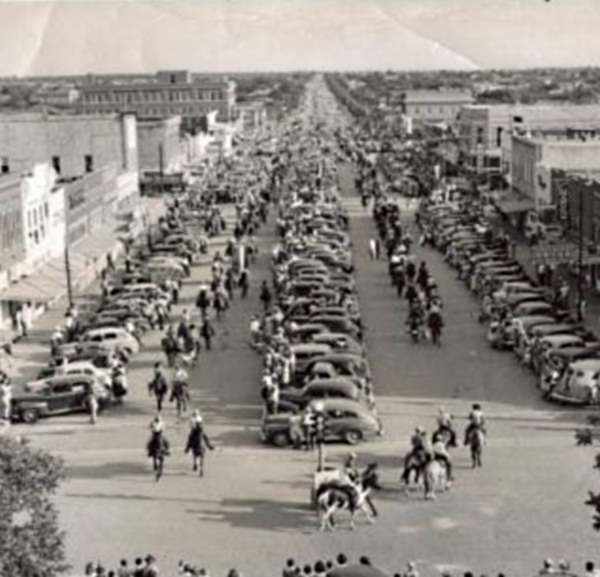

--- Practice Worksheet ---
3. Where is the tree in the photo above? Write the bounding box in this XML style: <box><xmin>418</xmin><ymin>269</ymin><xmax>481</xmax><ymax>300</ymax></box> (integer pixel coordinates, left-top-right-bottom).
<box><xmin>0</xmin><ymin>436</ymin><xmax>68</xmax><ymax>577</ymax></box>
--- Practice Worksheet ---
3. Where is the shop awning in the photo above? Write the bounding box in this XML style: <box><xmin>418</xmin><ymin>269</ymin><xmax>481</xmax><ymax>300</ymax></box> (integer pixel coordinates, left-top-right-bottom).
<box><xmin>0</xmin><ymin>275</ymin><xmax>61</xmax><ymax>303</ymax></box>
<box><xmin>0</xmin><ymin>254</ymin><xmax>79</xmax><ymax>303</ymax></box>
<box><xmin>493</xmin><ymin>195</ymin><xmax>535</xmax><ymax>214</ymax></box>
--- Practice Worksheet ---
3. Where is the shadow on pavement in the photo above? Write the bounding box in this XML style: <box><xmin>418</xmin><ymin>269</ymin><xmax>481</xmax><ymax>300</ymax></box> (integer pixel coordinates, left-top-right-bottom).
<box><xmin>186</xmin><ymin>497</ymin><xmax>316</xmax><ymax>532</ymax></box>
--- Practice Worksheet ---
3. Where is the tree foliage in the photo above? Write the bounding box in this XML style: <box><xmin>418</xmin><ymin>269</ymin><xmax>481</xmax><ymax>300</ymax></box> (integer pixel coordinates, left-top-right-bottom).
<box><xmin>0</xmin><ymin>436</ymin><xmax>68</xmax><ymax>577</ymax></box>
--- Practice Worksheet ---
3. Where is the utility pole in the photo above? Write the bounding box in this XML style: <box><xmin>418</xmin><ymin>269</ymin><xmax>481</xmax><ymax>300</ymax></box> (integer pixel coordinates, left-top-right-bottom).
<box><xmin>577</xmin><ymin>182</ymin><xmax>585</xmax><ymax>322</ymax></box>
<box><xmin>64</xmin><ymin>201</ymin><xmax>73</xmax><ymax>310</ymax></box>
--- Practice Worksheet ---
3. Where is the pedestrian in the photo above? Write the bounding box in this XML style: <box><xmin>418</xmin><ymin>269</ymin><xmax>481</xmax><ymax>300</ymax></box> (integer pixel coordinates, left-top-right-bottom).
<box><xmin>86</xmin><ymin>387</ymin><xmax>98</xmax><ymax>425</ymax></box>
<box><xmin>148</xmin><ymin>362</ymin><xmax>169</xmax><ymax>412</ymax></box>
<box><xmin>185</xmin><ymin>412</ymin><xmax>214</xmax><ymax>477</ymax></box>
<box><xmin>117</xmin><ymin>560</ymin><xmax>129</xmax><ymax>577</ymax></box>
<box><xmin>0</xmin><ymin>380</ymin><xmax>12</xmax><ymax>424</ymax></box>
<box><xmin>259</xmin><ymin>280</ymin><xmax>272</xmax><ymax>312</ymax></box>
<box><xmin>238</xmin><ymin>269</ymin><xmax>250</xmax><ymax>298</ymax></box>
<box><xmin>200</xmin><ymin>318</ymin><xmax>215</xmax><ymax>350</ymax></box>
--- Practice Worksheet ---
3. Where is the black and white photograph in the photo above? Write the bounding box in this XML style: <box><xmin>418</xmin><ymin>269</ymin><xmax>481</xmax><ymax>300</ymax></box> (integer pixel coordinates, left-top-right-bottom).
<box><xmin>3</xmin><ymin>1</ymin><xmax>600</xmax><ymax>576</ymax></box>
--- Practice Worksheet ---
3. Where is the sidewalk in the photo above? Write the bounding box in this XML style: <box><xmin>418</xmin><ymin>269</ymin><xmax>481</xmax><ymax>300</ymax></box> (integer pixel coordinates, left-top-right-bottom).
<box><xmin>491</xmin><ymin>214</ymin><xmax>600</xmax><ymax>332</ymax></box>
<box><xmin>0</xmin><ymin>197</ymin><xmax>202</xmax><ymax>382</ymax></box>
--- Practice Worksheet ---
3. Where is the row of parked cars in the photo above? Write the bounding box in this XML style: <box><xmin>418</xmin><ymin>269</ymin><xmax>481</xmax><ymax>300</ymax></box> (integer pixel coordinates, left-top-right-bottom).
<box><xmin>259</xmin><ymin>144</ymin><xmax>382</xmax><ymax>447</ymax></box>
<box><xmin>423</xmin><ymin>200</ymin><xmax>600</xmax><ymax>406</ymax></box>
<box><xmin>10</xmin><ymin>201</ymin><xmax>201</xmax><ymax>424</ymax></box>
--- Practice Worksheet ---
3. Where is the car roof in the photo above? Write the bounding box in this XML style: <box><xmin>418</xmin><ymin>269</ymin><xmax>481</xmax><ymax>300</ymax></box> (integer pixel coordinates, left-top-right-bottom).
<box><xmin>306</xmin><ymin>377</ymin><xmax>359</xmax><ymax>391</ymax></box>
<box><xmin>308</xmin><ymin>398</ymin><xmax>369</xmax><ymax>412</ymax></box>
<box><xmin>290</xmin><ymin>343</ymin><xmax>332</xmax><ymax>353</ymax></box>
<box><xmin>540</xmin><ymin>334</ymin><xmax>583</xmax><ymax>344</ymax></box>
<box><xmin>570</xmin><ymin>359</ymin><xmax>600</xmax><ymax>371</ymax></box>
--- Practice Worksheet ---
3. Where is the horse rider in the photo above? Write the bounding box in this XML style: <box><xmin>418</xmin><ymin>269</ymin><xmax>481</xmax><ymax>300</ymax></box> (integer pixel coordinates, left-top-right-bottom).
<box><xmin>343</xmin><ymin>452</ymin><xmax>360</xmax><ymax>484</ymax></box>
<box><xmin>185</xmin><ymin>411</ymin><xmax>214</xmax><ymax>476</ymax></box>
<box><xmin>361</xmin><ymin>462</ymin><xmax>382</xmax><ymax>517</ymax></box>
<box><xmin>464</xmin><ymin>403</ymin><xmax>487</xmax><ymax>445</ymax></box>
<box><xmin>432</xmin><ymin>433</ymin><xmax>454</xmax><ymax>481</ymax></box>
<box><xmin>436</xmin><ymin>406</ymin><xmax>457</xmax><ymax>447</ymax></box>
<box><xmin>147</xmin><ymin>413</ymin><xmax>170</xmax><ymax>457</ymax></box>
<box><xmin>401</xmin><ymin>426</ymin><xmax>430</xmax><ymax>484</ymax></box>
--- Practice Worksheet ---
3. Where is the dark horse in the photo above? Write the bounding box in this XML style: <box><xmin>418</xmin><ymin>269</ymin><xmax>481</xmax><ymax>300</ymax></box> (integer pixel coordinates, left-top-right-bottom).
<box><xmin>466</xmin><ymin>427</ymin><xmax>484</xmax><ymax>468</ymax></box>
<box><xmin>147</xmin><ymin>431</ymin><xmax>170</xmax><ymax>481</ymax></box>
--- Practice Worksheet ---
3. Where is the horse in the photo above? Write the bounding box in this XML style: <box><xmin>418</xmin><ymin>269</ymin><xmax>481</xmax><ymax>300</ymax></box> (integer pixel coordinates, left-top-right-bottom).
<box><xmin>400</xmin><ymin>450</ymin><xmax>426</xmax><ymax>489</ymax></box>
<box><xmin>147</xmin><ymin>431</ymin><xmax>170</xmax><ymax>482</ymax></box>
<box><xmin>315</xmin><ymin>481</ymin><xmax>373</xmax><ymax>531</ymax></box>
<box><xmin>423</xmin><ymin>459</ymin><xmax>450</xmax><ymax>500</ymax></box>
<box><xmin>432</xmin><ymin>426</ymin><xmax>457</xmax><ymax>449</ymax></box>
<box><xmin>466</xmin><ymin>427</ymin><xmax>485</xmax><ymax>468</ymax></box>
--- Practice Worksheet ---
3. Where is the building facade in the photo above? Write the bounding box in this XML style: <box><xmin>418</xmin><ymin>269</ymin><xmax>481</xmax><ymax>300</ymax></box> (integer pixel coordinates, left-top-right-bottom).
<box><xmin>0</xmin><ymin>111</ymin><xmax>138</xmax><ymax>177</ymax></box>
<box><xmin>458</xmin><ymin>104</ymin><xmax>600</xmax><ymax>179</ymax></box>
<box><xmin>137</xmin><ymin>116</ymin><xmax>185</xmax><ymax>174</ymax></box>
<box><xmin>512</xmin><ymin>132</ymin><xmax>600</xmax><ymax>210</ymax></box>
<box><xmin>400</xmin><ymin>90</ymin><xmax>474</xmax><ymax>124</ymax></box>
<box><xmin>77</xmin><ymin>70</ymin><xmax>236</xmax><ymax>130</ymax></box>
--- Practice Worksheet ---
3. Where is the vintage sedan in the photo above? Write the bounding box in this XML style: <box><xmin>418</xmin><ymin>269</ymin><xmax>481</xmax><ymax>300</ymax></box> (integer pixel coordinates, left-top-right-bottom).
<box><xmin>261</xmin><ymin>398</ymin><xmax>382</xmax><ymax>447</ymax></box>
<box><xmin>13</xmin><ymin>375</ymin><xmax>111</xmax><ymax>424</ymax></box>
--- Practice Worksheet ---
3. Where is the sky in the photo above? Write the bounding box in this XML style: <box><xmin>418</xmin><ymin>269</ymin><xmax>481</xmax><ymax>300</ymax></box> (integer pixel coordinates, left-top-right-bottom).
<box><xmin>0</xmin><ymin>0</ymin><xmax>599</xmax><ymax>75</ymax></box>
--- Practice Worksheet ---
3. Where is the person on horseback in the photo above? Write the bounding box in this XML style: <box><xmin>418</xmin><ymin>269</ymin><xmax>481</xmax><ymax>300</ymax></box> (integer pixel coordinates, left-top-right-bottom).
<box><xmin>147</xmin><ymin>414</ymin><xmax>170</xmax><ymax>457</ymax></box>
<box><xmin>432</xmin><ymin>433</ymin><xmax>454</xmax><ymax>481</ymax></box>
<box><xmin>464</xmin><ymin>403</ymin><xmax>487</xmax><ymax>445</ymax></box>
<box><xmin>344</xmin><ymin>452</ymin><xmax>360</xmax><ymax>484</ymax></box>
<box><xmin>185</xmin><ymin>412</ymin><xmax>214</xmax><ymax>477</ymax></box>
<box><xmin>435</xmin><ymin>406</ymin><xmax>457</xmax><ymax>447</ymax></box>
<box><xmin>401</xmin><ymin>426</ymin><xmax>430</xmax><ymax>485</ymax></box>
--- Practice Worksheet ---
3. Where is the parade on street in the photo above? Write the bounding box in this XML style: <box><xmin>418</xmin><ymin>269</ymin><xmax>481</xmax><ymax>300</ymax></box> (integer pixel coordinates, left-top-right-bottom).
<box><xmin>4</xmin><ymin>3</ymin><xmax>600</xmax><ymax>577</ymax></box>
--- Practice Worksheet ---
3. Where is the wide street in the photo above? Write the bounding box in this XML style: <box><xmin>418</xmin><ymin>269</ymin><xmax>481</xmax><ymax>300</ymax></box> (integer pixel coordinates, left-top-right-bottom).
<box><xmin>10</xmin><ymin>156</ymin><xmax>600</xmax><ymax>576</ymax></box>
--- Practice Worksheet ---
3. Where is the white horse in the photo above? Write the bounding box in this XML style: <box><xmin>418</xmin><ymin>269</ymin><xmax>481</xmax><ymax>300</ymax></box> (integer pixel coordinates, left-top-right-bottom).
<box><xmin>316</xmin><ymin>482</ymin><xmax>374</xmax><ymax>531</ymax></box>
<box><xmin>423</xmin><ymin>459</ymin><xmax>451</xmax><ymax>500</ymax></box>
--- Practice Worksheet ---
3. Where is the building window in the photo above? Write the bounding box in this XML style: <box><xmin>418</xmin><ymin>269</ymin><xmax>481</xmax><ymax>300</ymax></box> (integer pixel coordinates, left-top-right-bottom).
<box><xmin>476</xmin><ymin>127</ymin><xmax>484</xmax><ymax>145</ymax></box>
<box><xmin>496</xmin><ymin>127</ymin><xmax>503</xmax><ymax>147</ymax></box>
<box><xmin>170</xmin><ymin>74</ymin><xmax>176</xmax><ymax>84</ymax></box>
<box><xmin>85</xmin><ymin>154</ymin><xmax>94</xmax><ymax>173</ymax></box>
<box><xmin>1</xmin><ymin>156</ymin><xmax>8</xmax><ymax>174</ymax></box>
<box><xmin>44</xmin><ymin>202</ymin><xmax>49</xmax><ymax>218</ymax></box>
<box><xmin>52</xmin><ymin>156</ymin><xmax>61</xmax><ymax>175</ymax></box>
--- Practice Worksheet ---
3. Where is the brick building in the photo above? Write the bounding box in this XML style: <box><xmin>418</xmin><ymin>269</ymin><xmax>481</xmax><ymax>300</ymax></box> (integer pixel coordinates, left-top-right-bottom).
<box><xmin>77</xmin><ymin>70</ymin><xmax>236</xmax><ymax>132</ymax></box>
<box><xmin>0</xmin><ymin>111</ymin><xmax>138</xmax><ymax>178</ymax></box>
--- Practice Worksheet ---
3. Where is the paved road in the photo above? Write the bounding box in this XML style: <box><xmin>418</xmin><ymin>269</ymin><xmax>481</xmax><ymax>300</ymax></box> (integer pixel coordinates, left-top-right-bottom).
<box><xmin>11</xmin><ymin>168</ymin><xmax>600</xmax><ymax>577</ymax></box>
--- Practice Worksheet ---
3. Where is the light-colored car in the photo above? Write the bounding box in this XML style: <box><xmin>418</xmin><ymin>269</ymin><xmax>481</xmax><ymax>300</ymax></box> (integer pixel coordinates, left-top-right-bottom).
<box><xmin>81</xmin><ymin>327</ymin><xmax>140</xmax><ymax>355</ymax></box>
<box><xmin>36</xmin><ymin>360</ymin><xmax>114</xmax><ymax>391</ymax></box>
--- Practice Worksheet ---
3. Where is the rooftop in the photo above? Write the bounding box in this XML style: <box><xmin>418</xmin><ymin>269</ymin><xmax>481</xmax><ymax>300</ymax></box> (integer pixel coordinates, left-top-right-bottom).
<box><xmin>401</xmin><ymin>90</ymin><xmax>474</xmax><ymax>103</ymax></box>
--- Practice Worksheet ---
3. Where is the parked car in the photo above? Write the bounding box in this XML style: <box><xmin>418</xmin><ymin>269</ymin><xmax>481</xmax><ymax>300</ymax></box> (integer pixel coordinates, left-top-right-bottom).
<box><xmin>80</xmin><ymin>327</ymin><xmax>140</xmax><ymax>355</ymax></box>
<box><xmin>261</xmin><ymin>398</ymin><xmax>382</xmax><ymax>447</ymax></box>
<box><xmin>13</xmin><ymin>375</ymin><xmax>110</xmax><ymax>423</ymax></box>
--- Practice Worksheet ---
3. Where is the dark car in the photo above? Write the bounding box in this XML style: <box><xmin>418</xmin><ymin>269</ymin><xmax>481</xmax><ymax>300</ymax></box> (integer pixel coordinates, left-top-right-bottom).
<box><xmin>280</xmin><ymin>377</ymin><xmax>364</xmax><ymax>409</ymax></box>
<box><xmin>261</xmin><ymin>398</ymin><xmax>382</xmax><ymax>447</ymax></box>
<box><xmin>12</xmin><ymin>375</ymin><xmax>111</xmax><ymax>424</ymax></box>
<box><xmin>310</xmin><ymin>316</ymin><xmax>361</xmax><ymax>340</ymax></box>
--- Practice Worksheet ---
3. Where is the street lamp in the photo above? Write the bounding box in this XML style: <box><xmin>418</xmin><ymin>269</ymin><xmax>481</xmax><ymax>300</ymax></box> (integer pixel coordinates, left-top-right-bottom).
<box><xmin>313</xmin><ymin>400</ymin><xmax>326</xmax><ymax>472</ymax></box>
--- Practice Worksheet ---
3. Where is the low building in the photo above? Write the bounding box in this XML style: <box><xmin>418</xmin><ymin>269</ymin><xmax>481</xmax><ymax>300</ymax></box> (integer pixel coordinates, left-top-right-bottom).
<box><xmin>399</xmin><ymin>90</ymin><xmax>474</xmax><ymax>125</ymax></box>
<box><xmin>235</xmin><ymin>102</ymin><xmax>267</xmax><ymax>131</ymax></box>
<box><xmin>33</xmin><ymin>85</ymin><xmax>80</xmax><ymax>107</ymax></box>
<box><xmin>77</xmin><ymin>70</ymin><xmax>236</xmax><ymax>131</ymax></box>
<box><xmin>458</xmin><ymin>104</ymin><xmax>600</xmax><ymax>181</ymax></box>
<box><xmin>512</xmin><ymin>132</ymin><xmax>600</xmax><ymax>211</ymax></box>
